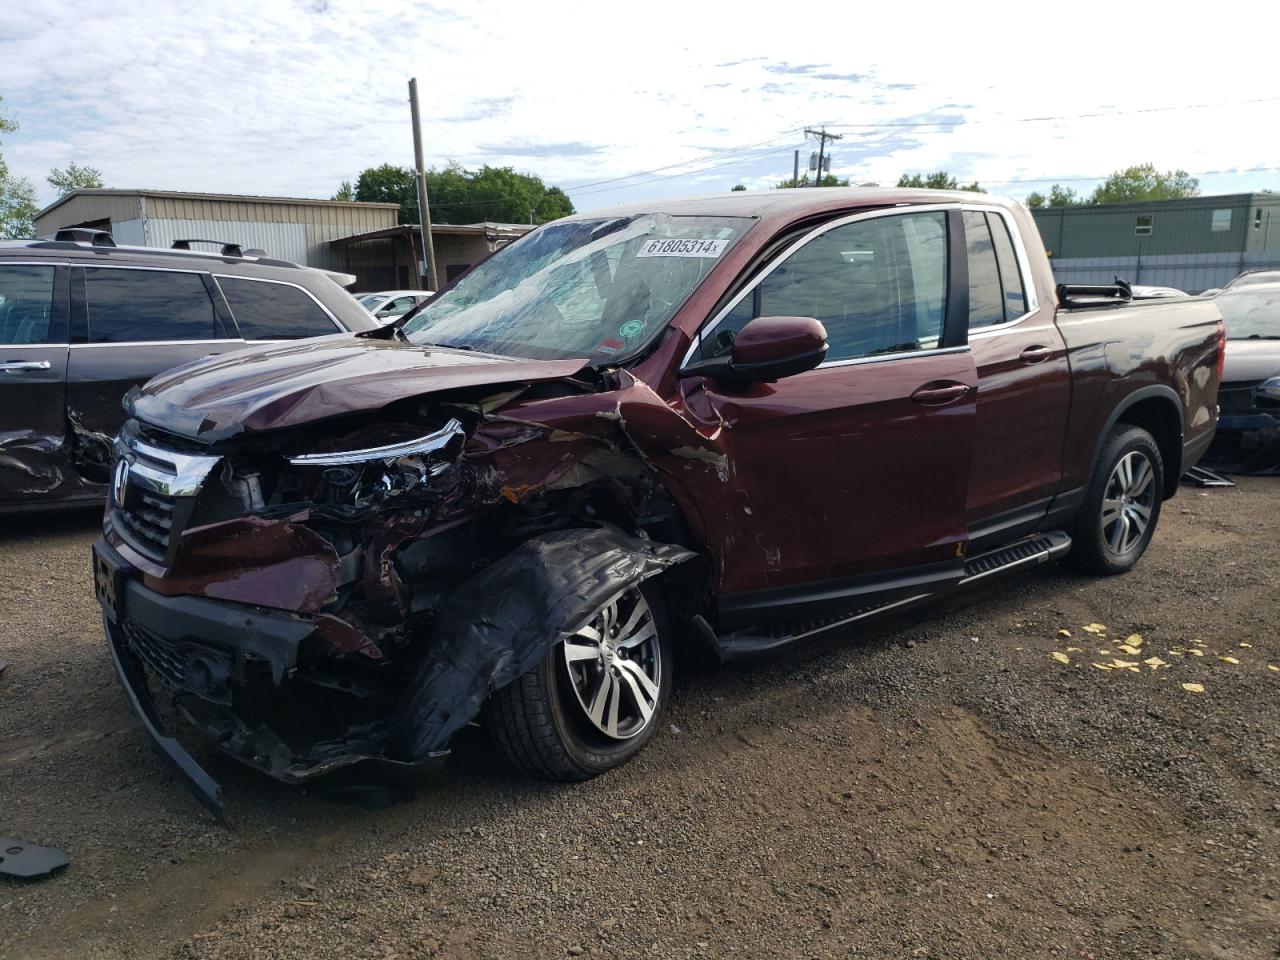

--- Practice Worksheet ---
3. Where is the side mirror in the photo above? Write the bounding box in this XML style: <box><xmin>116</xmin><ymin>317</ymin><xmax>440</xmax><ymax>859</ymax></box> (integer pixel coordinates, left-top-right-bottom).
<box><xmin>682</xmin><ymin>316</ymin><xmax>828</xmax><ymax>383</ymax></box>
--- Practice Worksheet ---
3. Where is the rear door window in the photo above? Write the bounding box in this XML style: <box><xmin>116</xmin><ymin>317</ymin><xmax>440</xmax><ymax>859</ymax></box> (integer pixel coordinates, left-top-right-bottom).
<box><xmin>0</xmin><ymin>265</ymin><xmax>58</xmax><ymax>344</ymax></box>
<box><xmin>217</xmin><ymin>277</ymin><xmax>337</xmax><ymax>340</ymax></box>
<box><xmin>84</xmin><ymin>268</ymin><xmax>217</xmax><ymax>343</ymax></box>
<box><xmin>963</xmin><ymin>211</ymin><xmax>1005</xmax><ymax>330</ymax></box>
<box><xmin>987</xmin><ymin>212</ymin><xmax>1028</xmax><ymax>320</ymax></box>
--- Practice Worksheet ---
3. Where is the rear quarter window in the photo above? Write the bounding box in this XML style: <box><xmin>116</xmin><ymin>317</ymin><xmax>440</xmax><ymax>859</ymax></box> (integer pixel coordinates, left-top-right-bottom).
<box><xmin>84</xmin><ymin>268</ymin><xmax>217</xmax><ymax>343</ymax></box>
<box><xmin>217</xmin><ymin>277</ymin><xmax>338</xmax><ymax>340</ymax></box>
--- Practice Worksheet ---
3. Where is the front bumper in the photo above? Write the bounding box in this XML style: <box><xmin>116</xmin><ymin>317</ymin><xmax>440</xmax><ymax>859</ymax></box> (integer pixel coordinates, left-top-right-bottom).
<box><xmin>93</xmin><ymin>538</ymin><xmax>443</xmax><ymax>820</ymax></box>
<box><xmin>1208</xmin><ymin>412</ymin><xmax>1280</xmax><ymax>472</ymax></box>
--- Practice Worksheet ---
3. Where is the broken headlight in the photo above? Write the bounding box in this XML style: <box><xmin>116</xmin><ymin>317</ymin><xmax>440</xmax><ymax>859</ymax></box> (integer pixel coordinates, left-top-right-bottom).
<box><xmin>287</xmin><ymin>418</ymin><xmax>466</xmax><ymax>508</ymax></box>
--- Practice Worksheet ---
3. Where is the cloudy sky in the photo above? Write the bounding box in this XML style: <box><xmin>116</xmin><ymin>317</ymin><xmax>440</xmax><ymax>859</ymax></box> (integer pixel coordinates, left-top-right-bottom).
<box><xmin>3</xmin><ymin>0</ymin><xmax>1278</xmax><ymax>217</ymax></box>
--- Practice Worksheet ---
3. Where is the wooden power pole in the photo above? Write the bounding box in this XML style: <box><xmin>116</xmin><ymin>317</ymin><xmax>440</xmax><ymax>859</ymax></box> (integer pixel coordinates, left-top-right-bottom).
<box><xmin>803</xmin><ymin>126</ymin><xmax>842</xmax><ymax>187</ymax></box>
<box><xmin>408</xmin><ymin>78</ymin><xmax>439</xmax><ymax>292</ymax></box>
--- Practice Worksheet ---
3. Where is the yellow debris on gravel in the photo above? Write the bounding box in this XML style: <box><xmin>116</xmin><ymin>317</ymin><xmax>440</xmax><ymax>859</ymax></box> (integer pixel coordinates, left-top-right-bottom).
<box><xmin>1051</xmin><ymin>651</ymin><xmax>1070</xmax><ymax>665</ymax></box>
<box><xmin>1057</xmin><ymin>629</ymin><xmax>1072</xmax><ymax>638</ymax></box>
<box><xmin>1218</xmin><ymin>656</ymin><xmax>1240</xmax><ymax>665</ymax></box>
<box><xmin>1125</xmin><ymin>634</ymin><xmax>1144</xmax><ymax>647</ymax></box>
<box><xmin>1269</xmin><ymin>665</ymin><xmax>1280</xmax><ymax>673</ymax></box>
<box><xmin>1117</xmin><ymin>644</ymin><xmax>1143</xmax><ymax>655</ymax></box>
<box><xmin>1083</xmin><ymin>623</ymin><xmax>1107</xmax><ymax>635</ymax></box>
<box><xmin>1188</xmin><ymin>649</ymin><xmax>1205</xmax><ymax>657</ymax></box>
<box><xmin>1238</xmin><ymin>642</ymin><xmax>1252</xmax><ymax>648</ymax></box>
<box><xmin>1066</xmin><ymin>646</ymin><xmax>1083</xmax><ymax>653</ymax></box>
<box><xmin>1144</xmin><ymin>656</ymin><xmax>1168</xmax><ymax>669</ymax></box>
<box><xmin>1111</xmin><ymin>659</ymin><xmax>1140</xmax><ymax>669</ymax></box>
<box><xmin>1182</xmin><ymin>682</ymin><xmax>1206</xmax><ymax>694</ymax></box>
<box><xmin>1092</xmin><ymin>663</ymin><xmax>1112</xmax><ymax>671</ymax></box>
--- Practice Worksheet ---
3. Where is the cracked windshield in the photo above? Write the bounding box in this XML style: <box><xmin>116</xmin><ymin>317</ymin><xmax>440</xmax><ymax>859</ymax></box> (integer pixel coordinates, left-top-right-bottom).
<box><xmin>403</xmin><ymin>214</ymin><xmax>752</xmax><ymax>361</ymax></box>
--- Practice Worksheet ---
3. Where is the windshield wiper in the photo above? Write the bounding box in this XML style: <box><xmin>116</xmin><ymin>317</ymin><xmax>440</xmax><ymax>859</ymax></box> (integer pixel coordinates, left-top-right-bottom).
<box><xmin>420</xmin><ymin>341</ymin><xmax>475</xmax><ymax>351</ymax></box>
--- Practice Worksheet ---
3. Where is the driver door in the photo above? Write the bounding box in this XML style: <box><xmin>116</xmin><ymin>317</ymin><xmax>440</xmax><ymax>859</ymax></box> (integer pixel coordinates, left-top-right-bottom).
<box><xmin>685</xmin><ymin>208</ymin><xmax>977</xmax><ymax>606</ymax></box>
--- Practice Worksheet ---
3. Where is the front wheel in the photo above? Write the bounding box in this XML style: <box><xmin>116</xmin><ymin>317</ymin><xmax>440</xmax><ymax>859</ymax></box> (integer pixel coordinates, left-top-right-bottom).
<box><xmin>485</xmin><ymin>582</ymin><xmax>673</xmax><ymax>781</ymax></box>
<box><xmin>1069</xmin><ymin>425</ymin><xmax>1164</xmax><ymax>575</ymax></box>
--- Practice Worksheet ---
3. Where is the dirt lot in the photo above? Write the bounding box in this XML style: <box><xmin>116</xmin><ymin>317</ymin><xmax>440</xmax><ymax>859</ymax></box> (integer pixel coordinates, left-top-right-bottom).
<box><xmin>1</xmin><ymin>480</ymin><xmax>1278</xmax><ymax>960</ymax></box>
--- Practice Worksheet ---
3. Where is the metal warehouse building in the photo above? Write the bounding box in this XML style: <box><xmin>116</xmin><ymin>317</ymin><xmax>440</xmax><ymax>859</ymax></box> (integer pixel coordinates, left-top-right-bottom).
<box><xmin>1031</xmin><ymin>192</ymin><xmax>1280</xmax><ymax>293</ymax></box>
<box><xmin>33</xmin><ymin>189</ymin><xmax>532</xmax><ymax>291</ymax></box>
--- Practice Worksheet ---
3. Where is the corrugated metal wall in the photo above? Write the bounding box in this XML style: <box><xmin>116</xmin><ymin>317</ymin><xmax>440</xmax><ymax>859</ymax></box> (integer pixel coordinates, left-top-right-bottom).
<box><xmin>1048</xmin><ymin>251</ymin><xmax>1280</xmax><ymax>293</ymax></box>
<box><xmin>1031</xmin><ymin>195</ymin><xmax>1280</xmax><ymax>258</ymax></box>
<box><xmin>141</xmin><ymin>219</ymin><xmax>310</xmax><ymax>263</ymax></box>
<box><xmin>33</xmin><ymin>192</ymin><xmax>399</xmax><ymax>269</ymax></box>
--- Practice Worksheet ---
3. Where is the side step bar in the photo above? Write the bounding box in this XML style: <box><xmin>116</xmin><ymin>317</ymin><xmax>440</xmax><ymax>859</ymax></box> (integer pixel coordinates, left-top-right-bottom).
<box><xmin>958</xmin><ymin>530</ymin><xmax>1072</xmax><ymax>585</ymax></box>
<box><xmin>712</xmin><ymin>530</ymin><xmax>1072</xmax><ymax>661</ymax></box>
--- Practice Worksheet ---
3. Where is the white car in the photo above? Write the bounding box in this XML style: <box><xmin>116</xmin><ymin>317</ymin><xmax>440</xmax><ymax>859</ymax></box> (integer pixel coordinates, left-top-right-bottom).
<box><xmin>356</xmin><ymin>290</ymin><xmax>434</xmax><ymax>321</ymax></box>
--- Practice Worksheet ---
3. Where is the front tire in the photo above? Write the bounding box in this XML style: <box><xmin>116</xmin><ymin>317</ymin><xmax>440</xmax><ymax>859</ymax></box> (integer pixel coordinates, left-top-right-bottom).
<box><xmin>1069</xmin><ymin>425</ymin><xmax>1164</xmax><ymax>575</ymax></box>
<box><xmin>485</xmin><ymin>582</ymin><xmax>673</xmax><ymax>781</ymax></box>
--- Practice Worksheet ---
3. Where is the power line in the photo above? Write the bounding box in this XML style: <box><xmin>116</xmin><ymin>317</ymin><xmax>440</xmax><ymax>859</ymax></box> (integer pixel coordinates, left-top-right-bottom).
<box><xmin>825</xmin><ymin>95</ymin><xmax>1280</xmax><ymax>130</ymax></box>
<box><xmin>570</xmin><ymin>140</ymin><xmax>807</xmax><ymax>197</ymax></box>
<box><xmin>563</xmin><ymin>129</ymin><xmax>799</xmax><ymax>192</ymax></box>
<box><xmin>979</xmin><ymin>164</ymin><xmax>1280</xmax><ymax>188</ymax></box>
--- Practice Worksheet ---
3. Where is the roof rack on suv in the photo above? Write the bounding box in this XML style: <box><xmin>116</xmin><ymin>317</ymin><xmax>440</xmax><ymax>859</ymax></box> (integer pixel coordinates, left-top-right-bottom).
<box><xmin>171</xmin><ymin>239</ymin><xmax>265</xmax><ymax>258</ymax></box>
<box><xmin>54</xmin><ymin>227</ymin><xmax>116</xmax><ymax>246</ymax></box>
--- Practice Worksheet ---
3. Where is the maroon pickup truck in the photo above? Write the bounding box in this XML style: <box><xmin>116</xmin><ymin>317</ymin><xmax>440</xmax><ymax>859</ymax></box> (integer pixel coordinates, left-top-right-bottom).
<box><xmin>91</xmin><ymin>189</ymin><xmax>1223</xmax><ymax>817</ymax></box>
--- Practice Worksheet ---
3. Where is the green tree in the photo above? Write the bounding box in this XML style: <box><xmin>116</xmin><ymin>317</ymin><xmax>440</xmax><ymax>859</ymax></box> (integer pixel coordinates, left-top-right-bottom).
<box><xmin>0</xmin><ymin>100</ymin><xmax>38</xmax><ymax>239</ymax></box>
<box><xmin>897</xmin><ymin>172</ymin><xmax>985</xmax><ymax>193</ymax></box>
<box><xmin>331</xmin><ymin>180</ymin><xmax>355</xmax><ymax>201</ymax></box>
<box><xmin>46</xmin><ymin>162</ymin><xmax>103</xmax><ymax>197</ymax></box>
<box><xmin>1026</xmin><ymin>184</ymin><xmax>1081</xmax><ymax>208</ymax></box>
<box><xmin>730</xmin><ymin>183</ymin><xmax>747</xmax><ymax>191</ymax></box>
<box><xmin>354</xmin><ymin>163</ymin><xmax>418</xmax><ymax>222</ymax></box>
<box><xmin>776</xmin><ymin>173</ymin><xmax>850</xmax><ymax>188</ymax></box>
<box><xmin>352</xmin><ymin>162</ymin><xmax>574</xmax><ymax>226</ymax></box>
<box><xmin>1087</xmin><ymin>164</ymin><xmax>1199</xmax><ymax>204</ymax></box>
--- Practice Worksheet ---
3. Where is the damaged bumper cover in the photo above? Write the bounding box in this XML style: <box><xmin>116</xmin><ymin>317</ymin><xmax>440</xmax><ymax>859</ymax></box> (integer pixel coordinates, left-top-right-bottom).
<box><xmin>93</xmin><ymin>537</ymin><xmax>444</xmax><ymax>820</ymax></box>
<box><xmin>94</xmin><ymin>525</ymin><xmax>705</xmax><ymax>816</ymax></box>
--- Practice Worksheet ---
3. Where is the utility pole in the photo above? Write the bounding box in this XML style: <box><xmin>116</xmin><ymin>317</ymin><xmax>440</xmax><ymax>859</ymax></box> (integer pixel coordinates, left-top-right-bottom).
<box><xmin>803</xmin><ymin>126</ymin><xmax>842</xmax><ymax>187</ymax></box>
<box><xmin>793</xmin><ymin>150</ymin><xmax>800</xmax><ymax>188</ymax></box>
<box><xmin>408</xmin><ymin>78</ymin><xmax>440</xmax><ymax>292</ymax></box>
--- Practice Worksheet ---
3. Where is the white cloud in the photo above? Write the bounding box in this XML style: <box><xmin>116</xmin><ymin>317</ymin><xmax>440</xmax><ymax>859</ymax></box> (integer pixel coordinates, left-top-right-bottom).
<box><xmin>2</xmin><ymin>0</ymin><xmax>1277</xmax><ymax>215</ymax></box>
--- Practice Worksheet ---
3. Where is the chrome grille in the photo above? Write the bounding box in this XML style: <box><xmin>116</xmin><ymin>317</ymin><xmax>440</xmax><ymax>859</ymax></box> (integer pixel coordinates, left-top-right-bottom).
<box><xmin>110</xmin><ymin>430</ymin><xmax>221</xmax><ymax>564</ymax></box>
<box><xmin>116</xmin><ymin>488</ymin><xmax>176</xmax><ymax>562</ymax></box>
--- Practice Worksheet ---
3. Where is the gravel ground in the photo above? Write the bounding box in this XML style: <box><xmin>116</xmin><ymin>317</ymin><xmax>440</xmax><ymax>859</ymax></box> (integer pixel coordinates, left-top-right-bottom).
<box><xmin>1</xmin><ymin>480</ymin><xmax>1278</xmax><ymax>960</ymax></box>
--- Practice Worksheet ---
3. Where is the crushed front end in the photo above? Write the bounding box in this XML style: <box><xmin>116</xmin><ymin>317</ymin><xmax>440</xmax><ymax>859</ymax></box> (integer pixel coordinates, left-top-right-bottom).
<box><xmin>93</xmin><ymin>369</ymin><xmax>712</xmax><ymax>818</ymax></box>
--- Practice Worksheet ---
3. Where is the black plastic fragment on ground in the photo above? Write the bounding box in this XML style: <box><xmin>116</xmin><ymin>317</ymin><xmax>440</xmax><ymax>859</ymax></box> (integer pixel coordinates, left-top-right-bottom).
<box><xmin>0</xmin><ymin>839</ymin><xmax>69</xmax><ymax>880</ymax></box>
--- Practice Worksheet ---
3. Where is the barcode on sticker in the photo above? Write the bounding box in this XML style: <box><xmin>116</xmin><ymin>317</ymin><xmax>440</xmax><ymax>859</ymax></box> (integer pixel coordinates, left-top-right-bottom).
<box><xmin>635</xmin><ymin>238</ymin><xmax>726</xmax><ymax>259</ymax></box>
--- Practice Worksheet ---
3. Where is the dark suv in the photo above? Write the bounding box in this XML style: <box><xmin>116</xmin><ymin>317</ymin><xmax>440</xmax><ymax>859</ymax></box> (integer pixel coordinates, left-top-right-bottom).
<box><xmin>0</xmin><ymin>235</ymin><xmax>377</xmax><ymax>512</ymax></box>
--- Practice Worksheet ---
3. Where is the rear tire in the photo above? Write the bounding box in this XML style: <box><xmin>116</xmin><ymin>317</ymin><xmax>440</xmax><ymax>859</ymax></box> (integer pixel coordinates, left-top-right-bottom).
<box><xmin>1068</xmin><ymin>425</ymin><xmax>1164</xmax><ymax>575</ymax></box>
<box><xmin>485</xmin><ymin>581</ymin><xmax>673</xmax><ymax>781</ymax></box>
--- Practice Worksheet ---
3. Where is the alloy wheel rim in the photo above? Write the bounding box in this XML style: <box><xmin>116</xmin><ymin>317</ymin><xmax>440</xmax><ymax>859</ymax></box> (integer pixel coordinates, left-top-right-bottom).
<box><xmin>562</xmin><ymin>588</ymin><xmax>661</xmax><ymax>741</ymax></box>
<box><xmin>1100</xmin><ymin>451</ymin><xmax>1156</xmax><ymax>555</ymax></box>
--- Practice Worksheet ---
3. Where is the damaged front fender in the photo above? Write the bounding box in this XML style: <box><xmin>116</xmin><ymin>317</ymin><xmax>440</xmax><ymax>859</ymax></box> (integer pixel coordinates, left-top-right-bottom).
<box><xmin>393</xmin><ymin>526</ymin><xmax>707</xmax><ymax>762</ymax></box>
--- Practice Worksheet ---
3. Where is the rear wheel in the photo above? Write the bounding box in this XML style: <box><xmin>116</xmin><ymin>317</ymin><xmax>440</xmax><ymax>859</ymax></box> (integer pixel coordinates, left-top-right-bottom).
<box><xmin>486</xmin><ymin>582</ymin><xmax>672</xmax><ymax>781</ymax></box>
<box><xmin>1069</xmin><ymin>425</ymin><xmax>1164</xmax><ymax>575</ymax></box>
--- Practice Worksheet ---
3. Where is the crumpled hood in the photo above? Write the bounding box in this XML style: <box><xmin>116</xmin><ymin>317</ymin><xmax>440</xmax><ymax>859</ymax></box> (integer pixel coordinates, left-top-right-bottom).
<box><xmin>127</xmin><ymin>334</ymin><xmax>589</xmax><ymax>441</ymax></box>
<box><xmin>1223</xmin><ymin>338</ymin><xmax>1280</xmax><ymax>385</ymax></box>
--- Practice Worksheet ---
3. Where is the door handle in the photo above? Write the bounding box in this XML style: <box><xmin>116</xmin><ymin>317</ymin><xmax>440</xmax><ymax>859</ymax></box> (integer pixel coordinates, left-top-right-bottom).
<box><xmin>1019</xmin><ymin>344</ymin><xmax>1053</xmax><ymax>364</ymax></box>
<box><xmin>911</xmin><ymin>381</ymin><xmax>971</xmax><ymax>405</ymax></box>
<box><xmin>0</xmin><ymin>360</ymin><xmax>52</xmax><ymax>373</ymax></box>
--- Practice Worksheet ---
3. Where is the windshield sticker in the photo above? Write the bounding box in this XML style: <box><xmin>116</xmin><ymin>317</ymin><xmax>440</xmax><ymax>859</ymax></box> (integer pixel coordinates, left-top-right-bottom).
<box><xmin>619</xmin><ymin>320</ymin><xmax>646</xmax><ymax>339</ymax></box>
<box><xmin>596</xmin><ymin>338</ymin><xmax>625</xmax><ymax>355</ymax></box>
<box><xmin>635</xmin><ymin>238</ymin><xmax>727</xmax><ymax>259</ymax></box>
